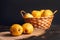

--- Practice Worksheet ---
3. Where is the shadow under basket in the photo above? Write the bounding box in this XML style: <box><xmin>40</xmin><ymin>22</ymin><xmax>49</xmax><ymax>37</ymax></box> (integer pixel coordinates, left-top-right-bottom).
<box><xmin>24</xmin><ymin>16</ymin><xmax>54</xmax><ymax>31</ymax></box>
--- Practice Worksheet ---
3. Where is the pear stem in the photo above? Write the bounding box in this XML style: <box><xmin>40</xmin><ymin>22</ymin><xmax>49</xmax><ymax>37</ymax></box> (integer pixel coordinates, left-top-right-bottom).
<box><xmin>53</xmin><ymin>10</ymin><xmax>58</xmax><ymax>14</ymax></box>
<box><xmin>20</xmin><ymin>10</ymin><xmax>26</xmax><ymax>17</ymax></box>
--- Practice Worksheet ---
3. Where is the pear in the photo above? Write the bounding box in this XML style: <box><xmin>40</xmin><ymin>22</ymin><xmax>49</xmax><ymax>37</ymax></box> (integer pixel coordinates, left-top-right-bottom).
<box><xmin>42</xmin><ymin>9</ymin><xmax>53</xmax><ymax>17</ymax></box>
<box><xmin>24</xmin><ymin>13</ymin><xmax>33</xmax><ymax>18</ymax></box>
<box><xmin>10</xmin><ymin>24</ymin><xmax>23</xmax><ymax>36</ymax></box>
<box><xmin>22</xmin><ymin>23</ymin><xmax>34</xmax><ymax>34</ymax></box>
<box><xmin>32</xmin><ymin>10</ymin><xmax>45</xmax><ymax>18</ymax></box>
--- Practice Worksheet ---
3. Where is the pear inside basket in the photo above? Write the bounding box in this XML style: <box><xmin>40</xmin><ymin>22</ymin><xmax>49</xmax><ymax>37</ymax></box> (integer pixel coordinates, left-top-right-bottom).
<box><xmin>20</xmin><ymin>9</ymin><xmax>57</xmax><ymax>30</ymax></box>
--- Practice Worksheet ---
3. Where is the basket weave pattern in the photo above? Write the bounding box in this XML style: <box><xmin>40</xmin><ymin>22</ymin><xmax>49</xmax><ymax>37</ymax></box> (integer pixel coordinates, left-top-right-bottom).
<box><xmin>24</xmin><ymin>16</ymin><xmax>54</xmax><ymax>30</ymax></box>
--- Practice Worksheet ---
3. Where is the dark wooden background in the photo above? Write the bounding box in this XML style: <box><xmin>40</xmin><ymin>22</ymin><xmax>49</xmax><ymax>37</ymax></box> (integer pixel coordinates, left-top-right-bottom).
<box><xmin>0</xmin><ymin>0</ymin><xmax>60</xmax><ymax>26</ymax></box>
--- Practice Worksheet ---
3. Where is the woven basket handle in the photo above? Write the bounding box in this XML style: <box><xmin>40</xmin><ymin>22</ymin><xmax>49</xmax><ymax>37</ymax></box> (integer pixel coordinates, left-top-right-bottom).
<box><xmin>20</xmin><ymin>10</ymin><xmax>27</xmax><ymax>17</ymax></box>
<box><xmin>53</xmin><ymin>10</ymin><xmax>58</xmax><ymax>14</ymax></box>
<box><xmin>20</xmin><ymin>10</ymin><xmax>58</xmax><ymax>17</ymax></box>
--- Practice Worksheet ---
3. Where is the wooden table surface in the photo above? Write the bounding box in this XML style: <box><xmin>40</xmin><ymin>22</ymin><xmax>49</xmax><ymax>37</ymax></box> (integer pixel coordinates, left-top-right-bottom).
<box><xmin>0</xmin><ymin>25</ymin><xmax>60</xmax><ymax>40</ymax></box>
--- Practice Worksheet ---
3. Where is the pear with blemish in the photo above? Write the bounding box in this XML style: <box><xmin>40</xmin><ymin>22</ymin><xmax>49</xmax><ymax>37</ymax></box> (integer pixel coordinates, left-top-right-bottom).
<box><xmin>10</xmin><ymin>24</ymin><xmax>23</xmax><ymax>36</ymax></box>
<box><xmin>22</xmin><ymin>23</ymin><xmax>34</xmax><ymax>34</ymax></box>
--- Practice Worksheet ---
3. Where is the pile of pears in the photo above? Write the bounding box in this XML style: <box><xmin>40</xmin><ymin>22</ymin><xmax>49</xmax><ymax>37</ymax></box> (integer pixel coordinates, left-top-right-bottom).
<box><xmin>24</xmin><ymin>9</ymin><xmax>54</xmax><ymax>18</ymax></box>
<box><xmin>10</xmin><ymin>23</ymin><xmax>34</xmax><ymax>36</ymax></box>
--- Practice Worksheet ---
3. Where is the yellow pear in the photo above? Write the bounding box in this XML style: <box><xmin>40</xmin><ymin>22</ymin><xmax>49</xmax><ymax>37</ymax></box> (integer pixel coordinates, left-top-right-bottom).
<box><xmin>22</xmin><ymin>23</ymin><xmax>34</xmax><ymax>34</ymax></box>
<box><xmin>24</xmin><ymin>13</ymin><xmax>33</xmax><ymax>18</ymax></box>
<box><xmin>32</xmin><ymin>10</ymin><xmax>45</xmax><ymax>18</ymax></box>
<box><xmin>42</xmin><ymin>9</ymin><xmax>53</xmax><ymax>17</ymax></box>
<box><xmin>10</xmin><ymin>24</ymin><xmax>23</xmax><ymax>36</ymax></box>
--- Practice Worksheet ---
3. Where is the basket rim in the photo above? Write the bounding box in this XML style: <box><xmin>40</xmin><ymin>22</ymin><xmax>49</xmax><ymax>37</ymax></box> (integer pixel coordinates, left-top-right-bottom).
<box><xmin>24</xmin><ymin>15</ymin><xmax>54</xmax><ymax>19</ymax></box>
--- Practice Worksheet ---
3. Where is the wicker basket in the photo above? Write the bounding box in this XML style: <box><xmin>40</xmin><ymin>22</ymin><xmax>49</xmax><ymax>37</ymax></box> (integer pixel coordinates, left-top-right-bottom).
<box><xmin>20</xmin><ymin>10</ymin><xmax>57</xmax><ymax>30</ymax></box>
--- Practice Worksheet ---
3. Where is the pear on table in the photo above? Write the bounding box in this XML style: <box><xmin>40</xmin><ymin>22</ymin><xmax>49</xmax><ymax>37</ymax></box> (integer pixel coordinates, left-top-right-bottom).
<box><xmin>10</xmin><ymin>24</ymin><xmax>23</xmax><ymax>36</ymax></box>
<box><xmin>22</xmin><ymin>23</ymin><xmax>34</xmax><ymax>34</ymax></box>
